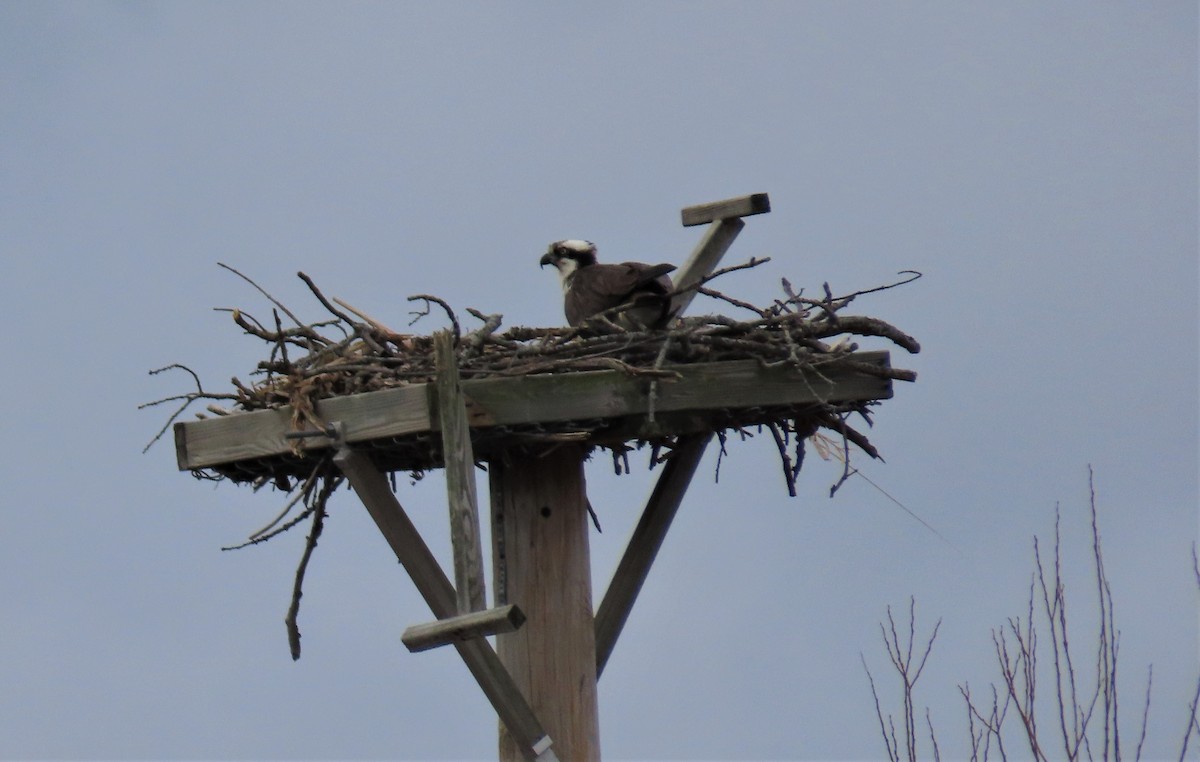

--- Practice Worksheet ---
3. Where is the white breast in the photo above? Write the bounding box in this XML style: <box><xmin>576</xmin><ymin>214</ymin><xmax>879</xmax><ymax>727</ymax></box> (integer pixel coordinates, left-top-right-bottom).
<box><xmin>556</xmin><ymin>258</ymin><xmax>580</xmax><ymax>294</ymax></box>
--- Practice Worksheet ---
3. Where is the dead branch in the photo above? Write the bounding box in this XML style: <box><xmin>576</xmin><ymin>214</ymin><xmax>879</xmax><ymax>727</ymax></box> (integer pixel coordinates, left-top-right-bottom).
<box><xmin>668</xmin><ymin>256</ymin><xmax>772</xmax><ymax>301</ymax></box>
<box><xmin>218</xmin><ymin>263</ymin><xmax>319</xmax><ymax>341</ymax></box>
<box><xmin>285</xmin><ymin>475</ymin><xmax>337</xmax><ymax>661</ymax></box>
<box><xmin>1181</xmin><ymin>669</ymin><xmax>1200</xmax><ymax>761</ymax></box>
<box><xmin>139</xmin><ymin>364</ymin><xmax>240</xmax><ymax>452</ymax></box>
<box><xmin>297</xmin><ymin>271</ymin><xmax>355</xmax><ymax>325</ymax></box>
<box><xmin>696</xmin><ymin>285</ymin><xmax>768</xmax><ymax>316</ymax></box>
<box><xmin>407</xmin><ymin>293</ymin><xmax>461</xmax><ymax>343</ymax></box>
<box><xmin>247</xmin><ymin>458</ymin><xmax>327</xmax><ymax>540</ymax></box>
<box><xmin>767</xmin><ymin>422</ymin><xmax>797</xmax><ymax>497</ymax></box>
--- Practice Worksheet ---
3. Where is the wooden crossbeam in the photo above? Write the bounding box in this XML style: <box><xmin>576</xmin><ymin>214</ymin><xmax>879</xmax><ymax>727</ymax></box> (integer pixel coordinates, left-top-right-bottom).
<box><xmin>680</xmin><ymin>192</ymin><xmax>770</xmax><ymax>227</ymax></box>
<box><xmin>401</xmin><ymin>604</ymin><xmax>526</xmax><ymax>653</ymax></box>
<box><xmin>490</xmin><ymin>447</ymin><xmax>600</xmax><ymax>761</ymax></box>
<box><xmin>175</xmin><ymin>354</ymin><xmax>892</xmax><ymax>471</ymax></box>
<box><xmin>332</xmin><ymin>446</ymin><xmax>557</xmax><ymax>762</ymax></box>
<box><xmin>671</xmin><ymin>192</ymin><xmax>769</xmax><ymax>321</ymax></box>
<box><xmin>594</xmin><ymin>433</ymin><xmax>710</xmax><ymax>677</ymax></box>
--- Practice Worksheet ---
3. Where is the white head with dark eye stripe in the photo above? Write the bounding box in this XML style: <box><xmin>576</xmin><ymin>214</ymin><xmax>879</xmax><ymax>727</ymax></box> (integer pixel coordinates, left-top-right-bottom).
<box><xmin>539</xmin><ymin>240</ymin><xmax>597</xmax><ymax>291</ymax></box>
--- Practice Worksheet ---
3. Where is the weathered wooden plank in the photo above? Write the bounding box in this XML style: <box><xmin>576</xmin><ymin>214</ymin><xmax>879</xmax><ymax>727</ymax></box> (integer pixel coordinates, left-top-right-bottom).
<box><xmin>464</xmin><ymin>354</ymin><xmax>892</xmax><ymax>427</ymax></box>
<box><xmin>434</xmin><ymin>331</ymin><xmax>487</xmax><ymax>614</ymax></box>
<box><xmin>670</xmin><ymin>216</ymin><xmax>746</xmax><ymax>317</ymax></box>
<box><xmin>594</xmin><ymin>433</ymin><xmax>710</xmax><ymax>678</ymax></box>
<box><xmin>491</xmin><ymin>447</ymin><xmax>600</xmax><ymax>762</ymax></box>
<box><xmin>333</xmin><ymin>447</ymin><xmax>555</xmax><ymax>762</ymax></box>
<box><xmin>175</xmin><ymin>354</ymin><xmax>893</xmax><ymax>471</ymax></box>
<box><xmin>174</xmin><ymin>382</ymin><xmax>428</xmax><ymax>469</ymax></box>
<box><xmin>680</xmin><ymin>192</ymin><xmax>771</xmax><ymax>227</ymax></box>
<box><xmin>401</xmin><ymin>604</ymin><xmax>526</xmax><ymax>653</ymax></box>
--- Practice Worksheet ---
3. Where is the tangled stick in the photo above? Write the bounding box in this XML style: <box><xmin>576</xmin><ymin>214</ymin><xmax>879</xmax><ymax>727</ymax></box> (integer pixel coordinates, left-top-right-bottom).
<box><xmin>139</xmin><ymin>364</ymin><xmax>239</xmax><ymax>453</ymax></box>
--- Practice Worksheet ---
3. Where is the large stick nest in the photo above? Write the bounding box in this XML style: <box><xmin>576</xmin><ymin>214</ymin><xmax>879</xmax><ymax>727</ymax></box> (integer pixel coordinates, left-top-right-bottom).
<box><xmin>145</xmin><ymin>259</ymin><xmax>920</xmax><ymax>490</ymax></box>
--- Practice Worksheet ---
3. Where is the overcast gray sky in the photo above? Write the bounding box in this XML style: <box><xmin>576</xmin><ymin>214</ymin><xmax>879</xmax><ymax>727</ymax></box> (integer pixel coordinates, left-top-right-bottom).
<box><xmin>2</xmin><ymin>2</ymin><xmax>1196</xmax><ymax>760</ymax></box>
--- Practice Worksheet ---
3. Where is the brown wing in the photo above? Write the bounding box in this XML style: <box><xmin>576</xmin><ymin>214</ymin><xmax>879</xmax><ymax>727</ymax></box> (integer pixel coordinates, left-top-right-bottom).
<box><xmin>566</xmin><ymin>262</ymin><xmax>676</xmax><ymax>327</ymax></box>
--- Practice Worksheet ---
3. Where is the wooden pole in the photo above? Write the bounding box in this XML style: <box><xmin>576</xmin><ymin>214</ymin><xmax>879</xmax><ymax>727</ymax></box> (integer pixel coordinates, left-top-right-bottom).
<box><xmin>490</xmin><ymin>446</ymin><xmax>600</xmax><ymax>761</ymax></box>
<box><xmin>333</xmin><ymin>446</ymin><xmax>556</xmax><ymax>760</ymax></box>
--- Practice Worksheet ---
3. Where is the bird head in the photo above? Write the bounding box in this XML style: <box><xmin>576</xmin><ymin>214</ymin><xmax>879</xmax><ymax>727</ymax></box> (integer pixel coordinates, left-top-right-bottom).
<box><xmin>540</xmin><ymin>240</ymin><xmax>597</xmax><ymax>292</ymax></box>
<box><xmin>540</xmin><ymin>239</ymin><xmax>597</xmax><ymax>270</ymax></box>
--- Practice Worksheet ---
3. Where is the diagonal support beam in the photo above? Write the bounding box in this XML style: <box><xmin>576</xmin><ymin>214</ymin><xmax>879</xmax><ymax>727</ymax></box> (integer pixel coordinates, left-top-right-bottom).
<box><xmin>670</xmin><ymin>218</ymin><xmax>745</xmax><ymax>319</ymax></box>
<box><xmin>333</xmin><ymin>446</ymin><xmax>557</xmax><ymax>762</ymax></box>
<box><xmin>594</xmin><ymin>194</ymin><xmax>770</xmax><ymax>678</ymax></box>
<box><xmin>593</xmin><ymin>433</ymin><xmax>711</xmax><ymax>677</ymax></box>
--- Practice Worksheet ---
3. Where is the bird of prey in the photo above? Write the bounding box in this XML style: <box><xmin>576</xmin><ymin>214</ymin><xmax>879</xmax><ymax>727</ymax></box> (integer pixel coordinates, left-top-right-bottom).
<box><xmin>539</xmin><ymin>240</ymin><xmax>676</xmax><ymax>329</ymax></box>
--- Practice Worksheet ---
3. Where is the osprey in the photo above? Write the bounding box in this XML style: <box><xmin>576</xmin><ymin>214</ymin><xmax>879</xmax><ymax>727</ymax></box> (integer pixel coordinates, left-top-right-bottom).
<box><xmin>539</xmin><ymin>240</ymin><xmax>676</xmax><ymax>329</ymax></box>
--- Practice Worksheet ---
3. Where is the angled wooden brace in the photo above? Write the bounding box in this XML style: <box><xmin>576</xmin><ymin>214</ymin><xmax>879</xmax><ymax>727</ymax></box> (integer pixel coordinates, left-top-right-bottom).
<box><xmin>332</xmin><ymin>446</ymin><xmax>557</xmax><ymax>762</ymax></box>
<box><xmin>594</xmin><ymin>433</ymin><xmax>709</xmax><ymax>677</ymax></box>
<box><xmin>594</xmin><ymin>193</ymin><xmax>771</xmax><ymax>677</ymax></box>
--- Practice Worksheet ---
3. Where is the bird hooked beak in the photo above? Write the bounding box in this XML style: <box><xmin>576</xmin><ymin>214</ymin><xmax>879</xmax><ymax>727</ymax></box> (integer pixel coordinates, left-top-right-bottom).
<box><xmin>539</xmin><ymin>251</ymin><xmax>554</xmax><ymax>268</ymax></box>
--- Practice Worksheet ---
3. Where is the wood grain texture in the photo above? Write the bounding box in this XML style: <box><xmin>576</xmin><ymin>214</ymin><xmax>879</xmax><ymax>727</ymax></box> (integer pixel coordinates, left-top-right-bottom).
<box><xmin>594</xmin><ymin>432</ymin><xmax>711</xmax><ymax>678</ymax></box>
<box><xmin>401</xmin><ymin>604</ymin><xmax>526</xmax><ymax>653</ymax></box>
<box><xmin>176</xmin><ymin>354</ymin><xmax>893</xmax><ymax>471</ymax></box>
<box><xmin>680</xmin><ymin>192</ymin><xmax>771</xmax><ymax>227</ymax></box>
<box><xmin>490</xmin><ymin>447</ymin><xmax>600</xmax><ymax>762</ymax></box>
<box><xmin>333</xmin><ymin>447</ymin><xmax>552</xmax><ymax>761</ymax></box>
<box><xmin>435</xmin><ymin>331</ymin><xmax>487</xmax><ymax>614</ymax></box>
<box><xmin>670</xmin><ymin>216</ymin><xmax>746</xmax><ymax>318</ymax></box>
<box><xmin>174</xmin><ymin>383</ymin><xmax>428</xmax><ymax>469</ymax></box>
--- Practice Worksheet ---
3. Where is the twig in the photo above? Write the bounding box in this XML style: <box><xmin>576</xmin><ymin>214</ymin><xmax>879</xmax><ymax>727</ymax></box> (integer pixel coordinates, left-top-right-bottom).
<box><xmin>297</xmin><ymin>271</ymin><xmax>356</xmax><ymax>325</ymax></box>
<box><xmin>247</xmin><ymin>459</ymin><xmax>327</xmax><ymax>540</ymax></box>
<box><xmin>696</xmin><ymin>285</ymin><xmax>769</xmax><ymax>316</ymax></box>
<box><xmin>869</xmin><ymin>598</ymin><xmax>942</xmax><ymax>762</ymax></box>
<box><xmin>864</xmin><ymin>654</ymin><xmax>902</xmax><ymax>762</ymax></box>
<box><xmin>1133</xmin><ymin>665</ymin><xmax>1151</xmax><ymax>761</ymax></box>
<box><xmin>843</xmin><ymin>269</ymin><xmax>923</xmax><ymax>299</ymax></box>
<box><xmin>218</xmin><ymin>262</ymin><xmax>310</xmax><ymax>332</ymax></box>
<box><xmin>767</xmin><ymin>422</ymin><xmax>797</xmax><ymax>497</ymax></box>
<box><xmin>285</xmin><ymin>477</ymin><xmax>334</xmax><ymax>661</ymax></box>
<box><xmin>1181</xmin><ymin>670</ymin><xmax>1200</xmax><ymax>761</ymax></box>
<box><xmin>407</xmin><ymin>294</ymin><xmax>461</xmax><ymax>342</ymax></box>
<box><xmin>139</xmin><ymin>364</ymin><xmax>239</xmax><ymax>452</ymax></box>
<box><xmin>688</xmin><ymin>255</ymin><xmax>772</xmax><ymax>291</ymax></box>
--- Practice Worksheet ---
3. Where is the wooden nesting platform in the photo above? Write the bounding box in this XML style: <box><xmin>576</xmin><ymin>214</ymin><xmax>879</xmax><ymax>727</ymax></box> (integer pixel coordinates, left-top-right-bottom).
<box><xmin>174</xmin><ymin>351</ymin><xmax>895</xmax><ymax>482</ymax></box>
<box><xmin>152</xmin><ymin>192</ymin><xmax>927</xmax><ymax>761</ymax></box>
